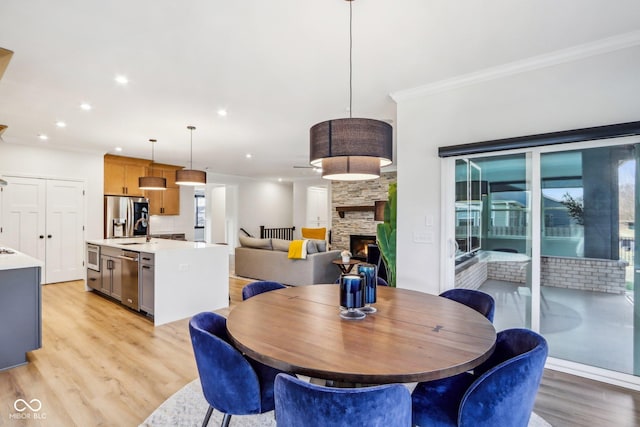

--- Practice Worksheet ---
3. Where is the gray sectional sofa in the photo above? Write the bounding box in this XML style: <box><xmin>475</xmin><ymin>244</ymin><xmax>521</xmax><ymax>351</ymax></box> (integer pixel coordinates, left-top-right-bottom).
<box><xmin>234</xmin><ymin>236</ymin><xmax>341</xmax><ymax>286</ymax></box>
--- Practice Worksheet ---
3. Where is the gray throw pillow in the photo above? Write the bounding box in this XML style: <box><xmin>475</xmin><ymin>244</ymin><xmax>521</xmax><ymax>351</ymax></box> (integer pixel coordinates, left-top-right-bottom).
<box><xmin>272</xmin><ymin>238</ymin><xmax>291</xmax><ymax>252</ymax></box>
<box><xmin>309</xmin><ymin>239</ymin><xmax>327</xmax><ymax>252</ymax></box>
<box><xmin>306</xmin><ymin>239</ymin><xmax>318</xmax><ymax>254</ymax></box>
<box><xmin>239</xmin><ymin>235</ymin><xmax>272</xmax><ymax>250</ymax></box>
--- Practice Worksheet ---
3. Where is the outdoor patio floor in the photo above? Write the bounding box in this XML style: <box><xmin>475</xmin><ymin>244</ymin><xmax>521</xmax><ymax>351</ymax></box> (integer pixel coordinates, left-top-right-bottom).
<box><xmin>480</xmin><ymin>279</ymin><xmax>635</xmax><ymax>374</ymax></box>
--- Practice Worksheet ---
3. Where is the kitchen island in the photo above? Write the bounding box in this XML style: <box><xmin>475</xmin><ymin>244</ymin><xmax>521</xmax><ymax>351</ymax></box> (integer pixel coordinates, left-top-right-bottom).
<box><xmin>0</xmin><ymin>248</ymin><xmax>43</xmax><ymax>370</ymax></box>
<box><xmin>86</xmin><ymin>238</ymin><xmax>229</xmax><ymax>326</ymax></box>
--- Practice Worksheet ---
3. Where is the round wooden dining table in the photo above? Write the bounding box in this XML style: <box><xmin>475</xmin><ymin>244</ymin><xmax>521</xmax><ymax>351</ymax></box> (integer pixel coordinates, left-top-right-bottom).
<box><xmin>227</xmin><ymin>284</ymin><xmax>496</xmax><ymax>384</ymax></box>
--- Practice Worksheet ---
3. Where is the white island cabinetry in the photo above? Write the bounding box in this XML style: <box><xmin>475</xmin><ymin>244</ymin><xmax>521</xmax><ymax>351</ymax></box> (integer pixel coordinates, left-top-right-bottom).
<box><xmin>86</xmin><ymin>238</ymin><xmax>229</xmax><ymax>326</ymax></box>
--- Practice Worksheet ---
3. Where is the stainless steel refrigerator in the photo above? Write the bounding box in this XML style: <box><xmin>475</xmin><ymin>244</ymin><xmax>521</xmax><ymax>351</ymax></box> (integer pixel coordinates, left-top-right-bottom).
<box><xmin>104</xmin><ymin>196</ymin><xmax>149</xmax><ymax>238</ymax></box>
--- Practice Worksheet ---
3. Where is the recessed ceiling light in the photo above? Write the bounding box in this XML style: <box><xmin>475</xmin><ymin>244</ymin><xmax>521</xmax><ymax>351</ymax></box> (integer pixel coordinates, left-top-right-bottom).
<box><xmin>278</xmin><ymin>178</ymin><xmax>283</xmax><ymax>182</ymax></box>
<box><xmin>38</xmin><ymin>134</ymin><xmax>48</xmax><ymax>140</ymax></box>
<box><xmin>80</xmin><ymin>103</ymin><xmax>92</xmax><ymax>111</ymax></box>
<box><xmin>245</xmin><ymin>153</ymin><xmax>252</xmax><ymax>159</ymax></box>
<box><xmin>115</xmin><ymin>147</ymin><xmax>123</xmax><ymax>152</ymax></box>
<box><xmin>115</xmin><ymin>75</ymin><xmax>129</xmax><ymax>85</ymax></box>
<box><xmin>55</xmin><ymin>121</ymin><xmax>66</xmax><ymax>128</ymax></box>
<box><xmin>217</xmin><ymin>109</ymin><xmax>227</xmax><ymax>117</ymax></box>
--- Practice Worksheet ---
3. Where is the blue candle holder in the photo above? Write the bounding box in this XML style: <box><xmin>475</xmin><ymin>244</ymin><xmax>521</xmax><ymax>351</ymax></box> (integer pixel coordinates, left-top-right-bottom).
<box><xmin>357</xmin><ymin>263</ymin><xmax>377</xmax><ymax>313</ymax></box>
<box><xmin>339</xmin><ymin>274</ymin><xmax>365</xmax><ymax>320</ymax></box>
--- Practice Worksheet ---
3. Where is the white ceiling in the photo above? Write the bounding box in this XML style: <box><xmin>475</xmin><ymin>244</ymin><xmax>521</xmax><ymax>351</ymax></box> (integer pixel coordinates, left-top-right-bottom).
<box><xmin>1</xmin><ymin>0</ymin><xmax>639</xmax><ymax>180</ymax></box>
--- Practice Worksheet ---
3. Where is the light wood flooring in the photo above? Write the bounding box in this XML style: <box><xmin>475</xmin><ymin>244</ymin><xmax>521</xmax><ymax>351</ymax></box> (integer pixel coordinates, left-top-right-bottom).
<box><xmin>0</xmin><ymin>278</ymin><xmax>638</xmax><ymax>426</ymax></box>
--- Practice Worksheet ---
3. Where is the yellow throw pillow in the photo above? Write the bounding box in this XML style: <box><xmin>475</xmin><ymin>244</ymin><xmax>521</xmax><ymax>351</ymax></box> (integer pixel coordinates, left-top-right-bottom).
<box><xmin>301</xmin><ymin>227</ymin><xmax>326</xmax><ymax>240</ymax></box>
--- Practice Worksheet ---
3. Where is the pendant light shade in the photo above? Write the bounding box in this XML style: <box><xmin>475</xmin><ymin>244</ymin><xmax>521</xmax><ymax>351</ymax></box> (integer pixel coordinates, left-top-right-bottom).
<box><xmin>310</xmin><ymin>118</ymin><xmax>392</xmax><ymax>168</ymax></box>
<box><xmin>176</xmin><ymin>125</ymin><xmax>206</xmax><ymax>186</ymax></box>
<box><xmin>139</xmin><ymin>139</ymin><xmax>167</xmax><ymax>190</ymax></box>
<box><xmin>321</xmin><ymin>156</ymin><xmax>380</xmax><ymax>181</ymax></box>
<box><xmin>308</xmin><ymin>0</ymin><xmax>392</xmax><ymax>180</ymax></box>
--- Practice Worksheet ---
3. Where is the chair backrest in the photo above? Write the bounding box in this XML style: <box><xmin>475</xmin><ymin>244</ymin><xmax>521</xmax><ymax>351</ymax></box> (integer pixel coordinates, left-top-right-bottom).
<box><xmin>459</xmin><ymin>328</ymin><xmax>548</xmax><ymax>427</ymax></box>
<box><xmin>242</xmin><ymin>281</ymin><xmax>286</xmax><ymax>300</ymax></box>
<box><xmin>301</xmin><ymin>227</ymin><xmax>326</xmax><ymax>240</ymax></box>
<box><xmin>189</xmin><ymin>312</ymin><xmax>263</xmax><ymax>414</ymax></box>
<box><xmin>439</xmin><ymin>288</ymin><xmax>495</xmax><ymax>322</ymax></box>
<box><xmin>275</xmin><ymin>374</ymin><xmax>411</xmax><ymax>427</ymax></box>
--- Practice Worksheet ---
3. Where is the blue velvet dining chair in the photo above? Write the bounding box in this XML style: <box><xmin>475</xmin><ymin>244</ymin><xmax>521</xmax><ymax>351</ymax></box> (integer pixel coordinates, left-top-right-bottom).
<box><xmin>439</xmin><ymin>288</ymin><xmax>495</xmax><ymax>322</ymax></box>
<box><xmin>275</xmin><ymin>374</ymin><xmax>412</xmax><ymax>427</ymax></box>
<box><xmin>189</xmin><ymin>311</ymin><xmax>291</xmax><ymax>427</ymax></box>
<box><xmin>411</xmin><ymin>328</ymin><xmax>548</xmax><ymax>427</ymax></box>
<box><xmin>241</xmin><ymin>280</ymin><xmax>286</xmax><ymax>300</ymax></box>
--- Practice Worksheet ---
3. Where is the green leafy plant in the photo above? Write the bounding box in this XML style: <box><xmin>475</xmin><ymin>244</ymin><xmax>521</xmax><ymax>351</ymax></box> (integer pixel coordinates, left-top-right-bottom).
<box><xmin>560</xmin><ymin>193</ymin><xmax>584</xmax><ymax>225</ymax></box>
<box><xmin>377</xmin><ymin>182</ymin><xmax>397</xmax><ymax>287</ymax></box>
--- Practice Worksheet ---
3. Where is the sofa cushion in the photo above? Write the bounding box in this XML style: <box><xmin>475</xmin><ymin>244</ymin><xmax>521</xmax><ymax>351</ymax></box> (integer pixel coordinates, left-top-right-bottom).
<box><xmin>309</xmin><ymin>239</ymin><xmax>327</xmax><ymax>252</ymax></box>
<box><xmin>306</xmin><ymin>239</ymin><xmax>318</xmax><ymax>254</ymax></box>
<box><xmin>239</xmin><ymin>235</ymin><xmax>272</xmax><ymax>250</ymax></box>
<box><xmin>272</xmin><ymin>238</ymin><xmax>291</xmax><ymax>252</ymax></box>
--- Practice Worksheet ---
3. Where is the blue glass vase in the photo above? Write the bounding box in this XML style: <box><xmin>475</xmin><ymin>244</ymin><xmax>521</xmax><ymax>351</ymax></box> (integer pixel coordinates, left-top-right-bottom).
<box><xmin>357</xmin><ymin>263</ymin><xmax>377</xmax><ymax>313</ymax></box>
<box><xmin>339</xmin><ymin>274</ymin><xmax>365</xmax><ymax>320</ymax></box>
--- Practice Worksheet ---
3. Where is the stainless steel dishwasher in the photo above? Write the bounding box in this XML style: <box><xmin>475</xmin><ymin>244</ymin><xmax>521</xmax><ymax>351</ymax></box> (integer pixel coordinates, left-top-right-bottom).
<box><xmin>119</xmin><ymin>250</ymin><xmax>140</xmax><ymax>310</ymax></box>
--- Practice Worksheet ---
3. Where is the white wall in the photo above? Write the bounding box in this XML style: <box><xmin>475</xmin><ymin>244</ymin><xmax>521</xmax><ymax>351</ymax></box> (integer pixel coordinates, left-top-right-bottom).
<box><xmin>0</xmin><ymin>143</ymin><xmax>104</xmax><ymax>241</ymax></box>
<box><xmin>395</xmin><ymin>44</ymin><xmax>640</xmax><ymax>294</ymax></box>
<box><xmin>238</xmin><ymin>181</ymin><xmax>293</xmax><ymax>239</ymax></box>
<box><xmin>293</xmin><ymin>177</ymin><xmax>328</xmax><ymax>239</ymax></box>
<box><xmin>209</xmin><ymin>186</ymin><xmax>226</xmax><ymax>243</ymax></box>
<box><xmin>206</xmin><ymin>173</ymin><xmax>294</xmax><ymax>246</ymax></box>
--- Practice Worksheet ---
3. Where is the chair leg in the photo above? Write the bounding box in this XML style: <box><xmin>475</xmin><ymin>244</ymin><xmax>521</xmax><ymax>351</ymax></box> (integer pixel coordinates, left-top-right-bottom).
<box><xmin>221</xmin><ymin>413</ymin><xmax>232</xmax><ymax>427</ymax></box>
<box><xmin>202</xmin><ymin>406</ymin><xmax>213</xmax><ymax>427</ymax></box>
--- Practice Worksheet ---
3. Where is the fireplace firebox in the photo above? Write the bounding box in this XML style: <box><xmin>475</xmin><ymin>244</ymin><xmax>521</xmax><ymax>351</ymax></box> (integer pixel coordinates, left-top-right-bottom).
<box><xmin>350</xmin><ymin>234</ymin><xmax>377</xmax><ymax>261</ymax></box>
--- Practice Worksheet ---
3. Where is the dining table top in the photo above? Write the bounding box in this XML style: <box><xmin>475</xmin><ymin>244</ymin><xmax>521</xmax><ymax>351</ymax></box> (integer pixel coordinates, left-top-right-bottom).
<box><xmin>226</xmin><ymin>284</ymin><xmax>496</xmax><ymax>384</ymax></box>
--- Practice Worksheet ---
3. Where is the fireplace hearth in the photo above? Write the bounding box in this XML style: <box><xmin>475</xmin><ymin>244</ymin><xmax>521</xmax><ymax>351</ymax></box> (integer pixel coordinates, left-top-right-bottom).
<box><xmin>350</xmin><ymin>234</ymin><xmax>377</xmax><ymax>261</ymax></box>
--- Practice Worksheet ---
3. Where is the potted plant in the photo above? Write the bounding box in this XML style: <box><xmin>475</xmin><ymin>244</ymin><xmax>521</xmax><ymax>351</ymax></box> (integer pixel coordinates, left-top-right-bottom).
<box><xmin>377</xmin><ymin>182</ymin><xmax>397</xmax><ymax>287</ymax></box>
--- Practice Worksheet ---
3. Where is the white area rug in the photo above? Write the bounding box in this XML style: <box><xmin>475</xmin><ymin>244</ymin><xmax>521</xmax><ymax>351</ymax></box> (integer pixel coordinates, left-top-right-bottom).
<box><xmin>140</xmin><ymin>379</ymin><xmax>552</xmax><ymax>427</ymax></box>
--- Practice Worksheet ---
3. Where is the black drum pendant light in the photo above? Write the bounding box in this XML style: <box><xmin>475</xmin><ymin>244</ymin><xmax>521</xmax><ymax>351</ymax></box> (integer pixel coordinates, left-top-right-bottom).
<box><xmin>176</xmin><ymin>125</ymin><xmax>206</xmax><ymax>186</ymax></box>
<box><xmin>139</xmin><ymin>139</ymin><xmax>167</xmax><ymax>190</ymax></box>
<box><xmin>309</xmin><ymin>0</ymin><xmax>392</xmax><ymax>180</ymax></box>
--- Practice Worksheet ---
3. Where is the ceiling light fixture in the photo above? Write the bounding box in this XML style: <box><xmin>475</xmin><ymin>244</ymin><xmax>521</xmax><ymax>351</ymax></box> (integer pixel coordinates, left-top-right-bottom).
<box><xmin>175</xmin><ymin>125</ymin><xmax>207</xmax><ymax>186</ymax></box>
<box><xmin>38</xmin><ymin>134</ymin><xmax>48</xmax><ymax>140</ymax></box>
<box><xmin>115</xmin><ymin>75</ymin><xmax>129</xmax><ymax>85</ymax></box>
<box><xmin>80</xmin><ymin>103</ymin><xmax>92</xmax><ymax>111</ymax></box>
<box><xmin>138</xmin><ymin>139</ymin><xmax>167</xmax><ymax>190</ymax></box>
<box><xmin>217</xmin><ymin>108</ymin><xmax>228</xmax><ymax>117</ymax></box>
<box><xmin>309</xmin><ymin>0</ymin><xmax>392</xmax><ymax>181</ymax></box>
<box><xmin>55</xmin><ymin>121</ymin><xmax>66</xmax><ymax>128</ymax></box>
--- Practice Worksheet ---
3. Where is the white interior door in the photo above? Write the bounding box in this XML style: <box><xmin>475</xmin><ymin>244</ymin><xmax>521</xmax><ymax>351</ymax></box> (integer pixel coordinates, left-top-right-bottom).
<box><xmin>0</xmin><ymin>177</ymin><xmax>46</xmax><ymax>263</ymax></box>
<box><xmin>45</xmin><ymin>180</ymin><xmax>85</xmax><ymax>283</ymax></box>
<box><xmin>306</xmin><ymin>186</ymin><xmax>328</xmax><ymax>228</ymax></box>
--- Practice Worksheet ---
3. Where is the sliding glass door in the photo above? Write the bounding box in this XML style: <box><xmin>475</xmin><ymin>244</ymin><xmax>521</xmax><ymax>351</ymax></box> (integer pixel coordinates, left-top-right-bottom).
<box><xmin>448</xmin><ymin>140</ymin><xmax>640</xmax><ymax>378</ymax></box>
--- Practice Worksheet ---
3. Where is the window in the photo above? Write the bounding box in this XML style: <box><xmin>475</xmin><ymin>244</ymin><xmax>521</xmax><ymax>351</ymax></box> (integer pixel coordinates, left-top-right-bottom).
<box><xmin>195</xmin><ymin>194</ymin><xmax>205</xmax><ymax>229</ymax></box>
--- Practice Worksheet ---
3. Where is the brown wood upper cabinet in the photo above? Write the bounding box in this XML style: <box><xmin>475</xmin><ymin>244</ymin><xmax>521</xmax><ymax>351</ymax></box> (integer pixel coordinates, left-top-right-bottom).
<box><xmin>104</xmin><ymin>155</ymin><xmax>148</xmax><ymax>197</ymax></box>
<box><xmin>144</xmin><ymin>164</ymin><xmax>182</xmax><ymax>215</ymax></box>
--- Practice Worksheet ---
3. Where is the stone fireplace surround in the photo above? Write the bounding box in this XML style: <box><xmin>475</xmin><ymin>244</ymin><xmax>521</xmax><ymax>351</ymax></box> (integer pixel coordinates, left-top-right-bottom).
<box><xmin>330</xmin><ymin>172</ymin><xmax>396</xmax><ymax>252</ymax></box>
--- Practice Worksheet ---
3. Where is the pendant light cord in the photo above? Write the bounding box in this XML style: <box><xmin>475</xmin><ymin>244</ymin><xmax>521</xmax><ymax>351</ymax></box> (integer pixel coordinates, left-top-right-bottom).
<box><xmin>349</xmin><ymin>0</ymin><xmax>353</xmax><ymax>119</ymax></box>
<box><xmin>187</xmin><ymin>125</ymin><xmax>196</xmax><ymax>169</ymax></box>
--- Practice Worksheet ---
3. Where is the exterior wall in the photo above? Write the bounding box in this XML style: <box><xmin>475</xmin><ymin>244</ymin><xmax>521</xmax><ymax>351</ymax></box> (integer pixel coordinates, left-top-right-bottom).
<box><xmin>455</xmin><ymin>257</ymin><xmax>488</xmax><ymax>290</ymax></box>
<box><xmin>330</xmin><ymin>172</ymin><xmax>396</xmax><ymax>252</ymax></box>
<box><xmin>460</xmin><ymin>254</ymin><xmax>628</xmax><ymax>294</ymax></box>
<box><xmin>541</xmin><ymin>256</ymin><xmax>627</xmax><ymax>294</ymax></box>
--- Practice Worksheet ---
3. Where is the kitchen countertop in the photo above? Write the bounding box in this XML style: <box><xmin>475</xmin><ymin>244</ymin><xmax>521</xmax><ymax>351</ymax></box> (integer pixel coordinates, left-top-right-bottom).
<box><xmin>0</xmin><ymin>248</ymin><xmax>44</xmax><ymax>271</ymax></box>
<box><xmin>86</xmin><ymin>238</ymin><xmax>220</xmax><ymax>253</ymax></box>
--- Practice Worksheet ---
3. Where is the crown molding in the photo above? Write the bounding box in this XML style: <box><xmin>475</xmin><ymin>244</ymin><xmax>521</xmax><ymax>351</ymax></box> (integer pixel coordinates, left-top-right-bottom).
<box><xmin>390</xmin><ymin>30</ymin><xmax>640</xmax><ymax>102</ymax></box>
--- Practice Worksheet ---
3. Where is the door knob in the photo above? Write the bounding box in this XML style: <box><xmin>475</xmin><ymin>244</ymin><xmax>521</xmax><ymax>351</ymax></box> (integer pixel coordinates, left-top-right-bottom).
<box><xmin>47</xmin><ymin>235</ymin><xmax>52</xmax><ymax>238</ymax></box>
<box><xmin>39</xmin><ymin>235</ymin><xmax>44</xmax><ymax>239</ymax></box>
